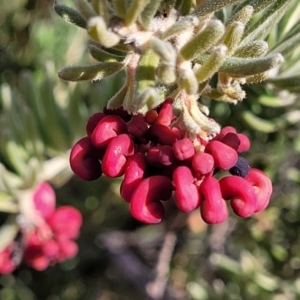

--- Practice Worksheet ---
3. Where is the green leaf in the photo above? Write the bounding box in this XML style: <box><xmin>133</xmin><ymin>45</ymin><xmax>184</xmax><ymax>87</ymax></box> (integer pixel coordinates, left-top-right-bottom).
<box><xmin>58</xmin><ymin>61</ymin><xmax>126</xmax><ymax>81</ymax></box>
<box><xmin>180</xmin><ymin>20</ymin><xmax>225</xmax><ymax>61</ymax></box>
<box><xmin>241</xmin><ymin>0</ymin><xmax>294</xmax><ymax>45</ymax></box>
<box><xmin>88</xmin><ymin>44</ymin><xmax>125</xmax><ymax>62</ymax></box>
<box><xmin>219</xmin><ymin>53</ymin><xmax>284</xmax><ymax>76</ymax></box>
<box><xmin>234</xmin><ymin>40</ymin><xmax>268</xmax><ymax>58</ymax></box>
<box><xmin>267</xmin><ymin>75</ymin><xmax>300</xmax><ymax>89</ymax></box>
<box><xmin>258</xmin><ymin>95</ymin><xmax>295</xmax><ymax>107</ymax></box>
<box><xmin>242</xmin><ymin>111</ymin><xmax>278</xmax><ymax>132</ymax></box>
<box><xmin>269</xmin><ymin>31</ymin><xmax>300</xmax><ymax>57</ymax></box>
<box><xmin>139</xmin><ymin>0</ymin><xmax>162</xmax><ymax>28</ymax></box>
<box><xmin>53</xmin><ymin>2</ymin><xmax>87</xmax><ymax>29</ymax></box>
<box><xmin>125</xmin><ymin>0</ymin><xmax>151</xmax><ymax>26</ymax></box>
<box><xmin>87</xmin><ymin>16</ymin><xmax>120</xmax><ymax>47</ymax></box>
<box><xmin>76</xmin><ymin>0</ymin><xmax>97</xmax><ymax>20</ymax></box>
<box><xmin>136</xmin><ymin>49</ymin><xmax>160</xmax><ymax>91</ymax></box>
<box><xmin>195</xmin><ymin>46</ymin><xmax>228</xmax><ymax>83</ymax></box>
<box><xmin>0</xmin><ymin>215</ymin><xmax>19</xmax><ymax>252</ymax></box>
<box><xmin>192</xmin><ymin>0</ymin><xmax>244</xmax><ymax>17</ymax></box>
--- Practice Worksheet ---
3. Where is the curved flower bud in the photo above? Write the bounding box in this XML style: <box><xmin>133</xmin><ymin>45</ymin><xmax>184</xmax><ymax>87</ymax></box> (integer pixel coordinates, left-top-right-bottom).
<box><xmin>33</xmin><ymin>182</ymin><xmax>56</xmax><ymax>219</ymax></box>
<box><xmin>219</xmin><ymin>176</ymin><xmax>257</xmax><ymax>218</ymax></box>
<box><xmin>155</xmin><ymin>98</ymin><xmax>174</xmax><ymax>126</ymax></box>
<box><xmin>215</xmin><ymin>126</ymin><xmax>237</xmax><ymax>141</ymax></box>
<box><xmin>159</xmin><ymin>145</ymin><xmax>176</xmax><ymax>166</ymax></box>
<box><xmin>86</xmin><ymin>112</ymin><xmax>105</xmax><ymax>136</ymax></box>
<box><xmin>130</xmin><ymin>176</ymin><xmax>173</xmax><ymax>224</ymax></box>
<box><xmin>245</xmin><ymin>168</ymin><xmax>272</xmax><ymax>212</ymax></box>
<box><xmin>237</xmin><ymin>133</ymin><xmax>251</xmax><ymax>153</ymax></box>
<box><xmin>102</xmin><ymin>134</ymin><xmax>134</xmax><ymax>178</ymax></box>
<box><xmin>69</xmin><ymin>137</ymin><xmax>102</xmax><ymax>181</ymax></box>
<box><xmin>192</xmin><ymin>152</ymin><xmax>214</xmax><ymax>175</ymax></box>
<box><xmin>199</xmin><ymin>176</ymin><xmax>228</xmax><ymax>224</ymax></box>
<box><xmin>173</xmin><ymin>139</ymin><xmax>195</xmax><ymax>161</ymax></box>
<box><xmin>147</xmin><ymin>123</ymin><xmax>177</xmax><ymax>146</ymax></box>
<box><xmin>91</xmin><ymin>115</ymin><xmax>127</xmax><ymax>149</ymax></box>
<box><xmin>221</xmin><ymin>132</ymin><xmax>240</xmax><ymax>150</ymax></box>
<box><xmin>205</xmin><ymin>140</ymin><xmax>238</xmax><ymax>170</ymax></box>
<box><xmin>127</xmin><ymin>115</ymin><xmax>148</xmax><ymax>138</ymax></box>
<box><xmin>120</xmin><ymin>153</ymin><xmax>146</xmax><ymax>202</ymax></box>
<box><xmin>173</xmin><ymin>166</ymin><xmax>201</xmax><ymax>212</ymax></box>
<box><xmin>48</xmin><ymin>206</ymin><xmax>82</xmax><ymax>240</ymax></box>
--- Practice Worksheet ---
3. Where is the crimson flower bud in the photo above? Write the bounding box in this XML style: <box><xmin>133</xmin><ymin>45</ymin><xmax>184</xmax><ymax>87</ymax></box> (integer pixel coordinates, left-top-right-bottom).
<box><xmin>159</xmin><ymin>145</ymin><xmax>176</xmax><ymax>166</ymax></box>
<box><xmin>102</xmin><ymin>134</ymin><xmax>134</xmax><ymax>177</ymax></box>
<box><xmin>127</xmin><ymin>115</ymin><xmax>148</xmax><ymax>138</ymax></box>
<box><xmin>173</xmin><ymin>139</ymin><xmax>195</xmax><ymax>160</ymax></box>
<box><xmin>120</xmin><ymin>153</ymin><xmax>146</xmax><ymax>202</ymax></box>
<box><xmin>48</xmin><ymin>206</ymin><xmax>82</xmax><ymax>239</ymax></box>
<box><xmin>199</xmin><ymin>176</ymin><xmax>228</xmax><ymax>224</ymax></box>
<box><xmin>237</xmin><ymin>133</ymin><xmax>251</xmax><ymax>153</ymax></box>
<box><xmin>145</xmin><ymin>109</ymin><xmax>158</xmax><ymax>124</ymax></box>
<box><xmin>221</xmin><ymin>132</ymin><xmax>240</xmax><ymax>150</ymax></box>
<box><xmin>215</xmin><ymin>126</ymin><xmax>237</xmax><ymax>140</ymax></box>
<box><xmin>219</xmin><ymin>176</ymin><xmax>257</xmax><ymax>218</ymax></box>
<box><xmin>86</xmin><ymin>112</ymin><xmax>105</xmax><ymax>136</ymax></box>
<box><xmin>69</xmin><ymin>137</ymin><xmax>102</xmax><ymax>181</ymax></box>
<box><xmin>147</xmin><ymin>123</ymin><xmax>177</xmax><ymax>146</ymax></box>
<box><xmin>245</xmin><ymin>168</ymin><xmax>272</xmax><ymax>212</ymax></box>
<box><xmin>130</xmin><ymin>176</ymin><xmax>173</xmax><ymax>224</ymax></box>
<box><xmin>91</xmin><ymin>115</ymin><xmax>127</xmax><ymax>149</ymax></box>
<box><xmin>205</xmin><ymin>140</ymin><xmax>238</xmax><ymax>170</ymax></box>
<box><xmin>33</xmin><ymin>182</ymin><xmax>56</xmax><ymax>219</ymax></box>
<box><xmin>155</xmin><ymin>98</ymin><xmax>174</xmax><ymax>126</ymax></box>
<box><xmin>192</xmin><ymin>152</ymin><xmax>214</xmax><ymax>175</ymax></box>
<box><xmin>146</xmin><ymin>146</ymin><xmax>161</xmax><ymax>167</ymax></box>
<box><xmin>103</xmin><ymin>106</ymin><xmax>131</xmax><ymax>122</ymax></box>
<box><xmin>173</xmin><ymin>166</ymin><xmax>201</xmax><ymax>212</ymax></box>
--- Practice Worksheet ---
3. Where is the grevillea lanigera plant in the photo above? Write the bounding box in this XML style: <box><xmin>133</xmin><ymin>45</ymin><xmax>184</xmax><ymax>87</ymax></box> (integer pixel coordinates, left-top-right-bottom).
<box><xmin>53</xmin><ymin>0</ymin><xmax>295</xmax><ymax>224</ymax></box>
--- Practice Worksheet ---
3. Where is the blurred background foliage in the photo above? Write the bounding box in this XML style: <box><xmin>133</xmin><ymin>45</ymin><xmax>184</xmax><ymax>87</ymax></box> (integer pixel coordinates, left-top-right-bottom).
<box><xmin>1</xmin><ymin>0</ymin><xmax>300</xmax><ymax>299</ymax></box>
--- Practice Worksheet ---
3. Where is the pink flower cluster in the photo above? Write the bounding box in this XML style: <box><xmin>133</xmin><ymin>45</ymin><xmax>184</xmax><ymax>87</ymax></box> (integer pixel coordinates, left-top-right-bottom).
<box><xmin>70</xmin><ymin>98</ymin><xmax>272</xmax><ymax>224</ymax></box>
<box><xmin>0</xmin><ymin>182</ymin><xmax>82</xmax><ymax>274</ymax></box>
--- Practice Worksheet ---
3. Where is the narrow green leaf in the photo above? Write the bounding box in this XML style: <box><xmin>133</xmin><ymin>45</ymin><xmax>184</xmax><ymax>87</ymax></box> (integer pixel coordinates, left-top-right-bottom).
<box><xmin>227</xmin><ymin>5</ymin><xmax>253</xmax><ymax>26</ymax></box>
<box><xmin>178</xmin><ymin>0</ymin><xmax>193</xmax><ymax>15</ymax></box>
<box><xmin>234</xmin><ymin>40</ymin><xmax>268</xmax><ymax>58</ymax></box>
<box><xmin>192</xmin><ymin>0</ymin><xmax>244</xmax><ymax>17</ymax></box>
<box><xmin>269</xmin><ymin>32</ymin><xmax>300</xmax><ymax>57</ymax></box>
<box><xmin>53</xmin><ymin>2</ymin><xmax>87</xmax><ymax>28</ymax></box>
<box><xmin>222</xmin><ymin>21</ymin><xmax>245</xmax><ymax>55</ymax></box>
<box><xmin>258</xmin><ymin>95</ymin><xmax>295</xmax><ymax>107</ymax></box>
<box><xmin>136</xmin><ymin>49</ymin><xmax>160</xmax><ymax>90</ymax></box>
<box><xmin>88</xmin><ymin>44</ymin><xmax>125</xmax><ymax>62</ymax></box>
<box><xmin>180</xmin><ymin>20</ymin><xmax>225</xmax><ymax>61</ymax></box>
<box><xmin>76</xmin><ymin>0</ymin><xmax>97</xmax><ymax>20</ymax></box>
<box><xmin>0</xmin><ymin>216</ymin><xmax>19</xmax><ymax>252</ymax></box>
<box><xmin>139</xmin><ymin>0</ymin><xmax>162</xmax><ymax>28</ymax></box>
<box><xmin>107</xmin><ymin>84</ymin><xmax>128</xmax><ymax>110</ymax></box>
<box><xmin>111</xmin><ymin>0</ymin><xmax>127</xmax><ymax>19</ymax></box>
<box><xmin>219</xmin><ymin>53</ymin><xmax>284</xmax><ymax>76</ymax></box>
<box><xmin>233</xmin><ymin>0</ymin><xmax>275</xmax><ymax>14</ymax></box>
<box><xmin>161</xmin><ymin>16</ymin><xmax>199</xmax><ymax>40</ymax></box>
<box><xmin>195</xmin><ymin>46</ymin><xmax>228</xmax><ymax>83</ymax></box>
<box><xmin>58</xmin><ymin>62</ymin><xmax>126</xmax><ymax>81</ymax></box>
<box><xmin>125</xmin><ymin>0</ymin><xmax>151</xmax><ymax>26</ymax></box>
<box><xmin>242</xmin><ymin>111</ymin><xmax>278</xmax><ymax>132</ymax></box>
<box><xmin>267</xmin><ymin>75</ymin><xmax>300</xmax><ymax>89</ymax></box>
<box><xmin>241</xmin><ymin>0</ymin><xmax>294</xmax><ymax>45</ymax></box>
<box><xmin>88</xmin><ymin>16</ymin><xmax>120</xmax><ymax>47</ymax></box>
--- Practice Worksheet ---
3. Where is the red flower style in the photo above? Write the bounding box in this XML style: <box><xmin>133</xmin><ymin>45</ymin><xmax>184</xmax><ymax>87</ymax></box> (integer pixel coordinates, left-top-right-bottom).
<box><xmin>69</xmin><ymin>99</ymin><xmax>273</xmax><ymax>224</ymax></box>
